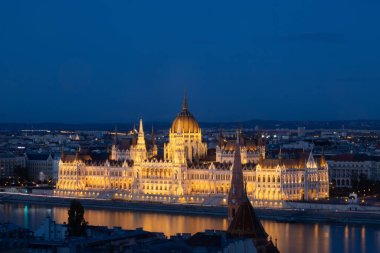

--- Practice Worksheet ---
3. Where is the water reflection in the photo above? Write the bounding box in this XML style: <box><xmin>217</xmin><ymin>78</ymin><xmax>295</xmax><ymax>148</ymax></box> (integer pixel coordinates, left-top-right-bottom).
<box><xmin>361</xmin><ymin>225</ymin><xmax>366</xmax><ymax>253</ymax></box>
<box><xmin>1</xmin><ymin>203</ymin><xmax>379</xmax><ymax>253</ymax></box>
<box><xmin>345</xmin><ymin>225</ymin><xmax>349</xmax><ymax>253</ymax></box>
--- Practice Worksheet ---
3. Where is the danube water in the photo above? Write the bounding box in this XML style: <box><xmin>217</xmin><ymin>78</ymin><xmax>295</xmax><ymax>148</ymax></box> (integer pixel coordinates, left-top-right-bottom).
<box><xmin>1</xmin><ymin>203</ymin><xmax>379</xmax><ymax>253</ymax></box>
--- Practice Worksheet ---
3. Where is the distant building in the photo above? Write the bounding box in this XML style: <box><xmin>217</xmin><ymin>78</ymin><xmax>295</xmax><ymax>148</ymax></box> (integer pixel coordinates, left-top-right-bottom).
<box><xmin>26</xmin><ymin>153</ymin><xmax>56</xmax><ymax>181</ymax></box>
<box><xmin>0</xmin><ymin>153</ymin><xmax>26</xmax><ymax>178</ymax></box>
<box><xmin>327</xmin><ymin>154</ymin><xmax>380</xmax><ymax>188</ymax></box>
<box><xmin>297</xmin><ymin>127</ymin><xmax>306</xmax><ymax>137</ymax></box>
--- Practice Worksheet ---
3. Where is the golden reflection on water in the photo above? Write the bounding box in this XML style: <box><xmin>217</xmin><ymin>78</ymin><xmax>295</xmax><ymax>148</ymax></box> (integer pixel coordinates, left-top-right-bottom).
<box><xmin>2</xmin><ymin>203</ymin><xmax>379</xmax><ymax>253</ymax></box>
<box><xmin>314</xmin><ymin>224</ymin><xmax>319</xmax><ymax>253</ymax></box>
<box><xmin>361</xmin><ymin>225</ymin><xmax>366</xmax><ymax>253</ymax></box>
<box><xmin>52</xmin><ymin>207</ymin><xmax>229</xmax><ymax>236</ymax></box>
<box><xmin>344</xmin><ymin>225</ymin><xmax>349</xmax><ymax>253</ymax></box>
<box><xmin>322</xmin><ymin>224</ymin><xmax>330</xmax><ymax>253</ymax></box>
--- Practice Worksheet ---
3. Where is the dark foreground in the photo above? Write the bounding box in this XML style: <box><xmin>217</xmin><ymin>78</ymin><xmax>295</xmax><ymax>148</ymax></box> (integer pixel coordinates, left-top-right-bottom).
<box><xmin>1</xmin><ymin>202</ymin><xmax>380</xmax><ymax>253</ymax></box>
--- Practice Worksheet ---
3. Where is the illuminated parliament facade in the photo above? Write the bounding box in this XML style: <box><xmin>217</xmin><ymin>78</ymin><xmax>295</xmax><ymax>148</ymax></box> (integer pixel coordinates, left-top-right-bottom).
<box><xmin>55</xmin><ymin>96</ymin><xmax>329</xmax><ymax>206</ymax></box>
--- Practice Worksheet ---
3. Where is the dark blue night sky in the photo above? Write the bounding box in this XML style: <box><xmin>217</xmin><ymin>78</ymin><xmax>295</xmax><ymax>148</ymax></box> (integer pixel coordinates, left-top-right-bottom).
<box><xmin>1</xmin><ymin>1</ymin><xmax>380</xmax><ymax>123</ymax></box>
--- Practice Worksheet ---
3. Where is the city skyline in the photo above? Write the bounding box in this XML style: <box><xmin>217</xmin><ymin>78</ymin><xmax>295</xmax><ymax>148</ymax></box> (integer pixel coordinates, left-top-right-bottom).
<box><xmin>1</xmin><ymin>1</ymin><xmax>380</xmax><ymax>123</ymax></box>
<box><xmin>1</xmin><ymin>2</ymin><xmax>380</xmax><ymax>253</ymax></box>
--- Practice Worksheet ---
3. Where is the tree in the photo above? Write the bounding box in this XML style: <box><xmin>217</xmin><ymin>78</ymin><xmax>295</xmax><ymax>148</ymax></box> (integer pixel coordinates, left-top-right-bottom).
<box><xmin>67</xmin><ymin>200</ymin><xmax>88</xmax><ymax>237</ymax></box>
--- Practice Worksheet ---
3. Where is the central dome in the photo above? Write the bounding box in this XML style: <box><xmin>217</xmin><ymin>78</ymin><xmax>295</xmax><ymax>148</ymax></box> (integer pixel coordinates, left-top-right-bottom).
<box><xmin>170</xmin><ymin>96</ymin><xmax>201</xmax><ymax>134</ymax></box>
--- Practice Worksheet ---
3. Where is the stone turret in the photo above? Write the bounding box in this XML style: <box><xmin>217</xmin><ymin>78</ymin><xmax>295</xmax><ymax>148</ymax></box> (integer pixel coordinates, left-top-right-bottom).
<box><xmin>133</xmin><ymin>118</ymin><xmax>147</xmax><ymax>163</ymax></box>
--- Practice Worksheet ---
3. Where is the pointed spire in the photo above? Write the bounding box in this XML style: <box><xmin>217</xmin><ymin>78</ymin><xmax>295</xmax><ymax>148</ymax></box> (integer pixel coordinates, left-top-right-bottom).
<box><xmin>137</xmin><ymin>118</ymin><xmax>145</xmax><ymax>146</ymax></box>
<box><xmin>139</xmin><ymin>118</ymin><xmax>144</xmax><ymax>134</ymax></box>
<box><xmin>263</xmin><ymin>130</ymin><xmax>267</xmax><ymax>147</ymax></box>
<box><xmin>113</xmin><ymin>126</ymin><xmax>118</xmax><ymax>145</ymax></box>
<box><xmin>133</xmin><ymin>123</ymin><xmax>136</xmax><ymax>133</ymax></box>
<box><xmin>227</xmin><ymin>131</ymin><xmax>276</xmax><ymax>253</ymax></box>
<box><xmin>182</xmin><ymin>94</ymin><xmax>188</xmax><ymax>112</ymax></box>
<box><xmin>239</xmin><ymin>129</ymin><xmax>245</xmax><ymax>146</ymax></box>
<box><xmin>278</xmin><ymin>146</ymin><xmax>282</xmax><ymax>160</ymax></box>
<box><xmin>61</xmin><ymin>146</ymin><xmax>65</xmax><ymax>161</ymax></box>
<box><xmin>151</xmin><ymin>125</ymin><xmax>155</xmax><ymax>146</ymax></box>
<box><xmin>257</xmin><ymin>128</ymin><xmax>262</xmax><ymax>147</ymax></box>
<box><xmin>218</xmin><ymin>129</ymin><xmax>224</xmax><ymax>148</ymax></box>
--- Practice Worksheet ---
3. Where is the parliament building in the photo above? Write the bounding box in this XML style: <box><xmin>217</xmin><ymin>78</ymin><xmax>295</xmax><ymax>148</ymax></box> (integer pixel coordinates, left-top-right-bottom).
<box><xmin>55</xmin><ymin>96</ymin><xmax>329</xmax><ymax>207</ymax></box>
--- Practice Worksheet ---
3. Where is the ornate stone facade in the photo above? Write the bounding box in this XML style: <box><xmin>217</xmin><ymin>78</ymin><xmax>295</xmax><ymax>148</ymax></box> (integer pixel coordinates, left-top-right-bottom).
<box><xmin>55</xmin><ymin>96</ymin><xmax>329</xmax><ymax>206</ymax></box>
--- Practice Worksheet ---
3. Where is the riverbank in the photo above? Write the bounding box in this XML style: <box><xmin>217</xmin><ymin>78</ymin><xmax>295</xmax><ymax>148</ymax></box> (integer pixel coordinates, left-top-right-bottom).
<box><xmin>1</xmin><ymin>192</ymin><xmax>380</xmax><ymax>225</ymax></box>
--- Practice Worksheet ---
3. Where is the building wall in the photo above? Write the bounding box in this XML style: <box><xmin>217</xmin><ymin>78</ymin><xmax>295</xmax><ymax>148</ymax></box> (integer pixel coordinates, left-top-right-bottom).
<box><xmin>26</xmin><ymin>156</ymin><xmax>55</xmax><ymax>181</ymax></box>
<box><xmin>0</xmin><ymin>155</ymin><xmax>26</xmax><ymax>178</ymax></box>
<box><xmin>327</xmin><ymin>160</ymin><xmax>373</xmax><ymax>188</ymax></box>
<box><xmin>56</xmin><ymin>158</ymin><xmax>329</xmax><ymax>202</ymax></box>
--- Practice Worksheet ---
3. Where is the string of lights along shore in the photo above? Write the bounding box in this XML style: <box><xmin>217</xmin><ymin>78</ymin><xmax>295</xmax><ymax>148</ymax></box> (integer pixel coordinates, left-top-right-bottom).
<box><xmin>56</xmin><ymin>95</ymin><xmax>329</xmax><ymax>206</ymax></box>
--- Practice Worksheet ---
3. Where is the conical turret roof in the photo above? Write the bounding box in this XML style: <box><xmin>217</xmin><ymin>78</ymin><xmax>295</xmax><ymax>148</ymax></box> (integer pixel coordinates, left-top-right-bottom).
<box><xmin>228</xmin><ymin>187</ymin><xmax>268</xmax><ymax>241</ymax></box>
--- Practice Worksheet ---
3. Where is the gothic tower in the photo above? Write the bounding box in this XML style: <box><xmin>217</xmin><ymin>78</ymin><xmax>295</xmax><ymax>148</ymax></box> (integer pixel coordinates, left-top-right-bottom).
<box><xmin>134</xmin><ymin>118</ymin><xmax>147</xmax><ymax>163</ymax></box>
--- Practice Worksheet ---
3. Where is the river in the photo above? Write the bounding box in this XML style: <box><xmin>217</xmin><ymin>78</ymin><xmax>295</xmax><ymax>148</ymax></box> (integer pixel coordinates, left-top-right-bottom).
<box><xmin>1</xmin><ymin>203</ymin><xmax>379</xmax><ymax>253</ymax></box>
